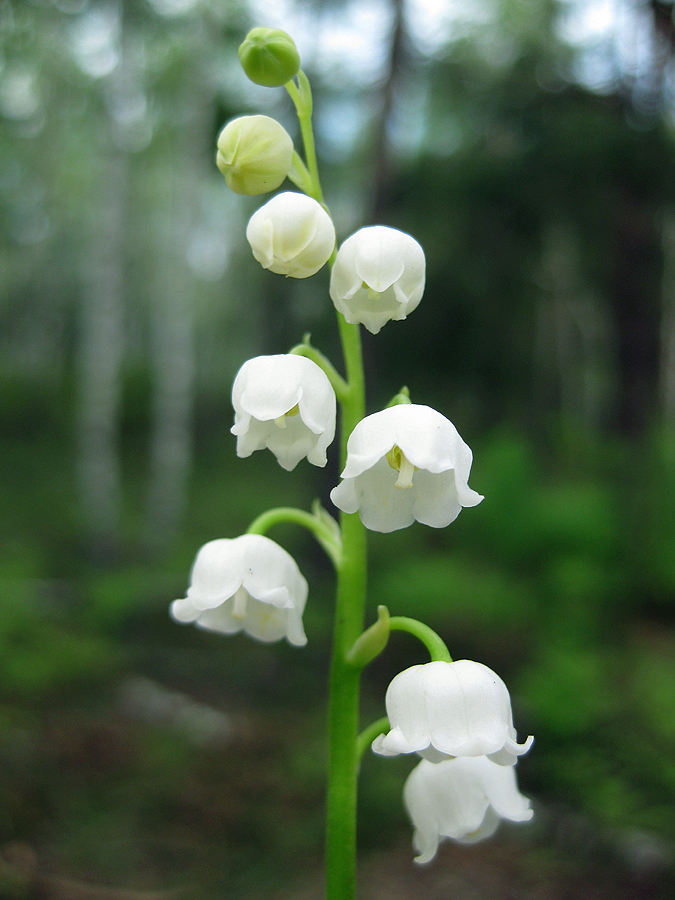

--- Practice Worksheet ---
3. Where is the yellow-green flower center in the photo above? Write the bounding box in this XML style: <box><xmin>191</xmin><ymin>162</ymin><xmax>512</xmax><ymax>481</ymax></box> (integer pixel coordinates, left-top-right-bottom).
<box><xmin>386</xmin><ymin>444</ymin><xmax>416</xmax><ymax>489</ymax></box>
<box><xmin>362</xmin><ymin>280</ymin><xmax>380</xmax><ymax>301</ymax></box>
<box><xmin>274</xmin><ymin>403</ymin><xmax>300</xmax><ymax>429</ymax></box>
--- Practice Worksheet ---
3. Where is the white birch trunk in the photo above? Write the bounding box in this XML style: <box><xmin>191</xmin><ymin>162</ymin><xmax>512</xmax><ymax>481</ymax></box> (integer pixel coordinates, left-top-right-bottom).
<box><xmin>145</xmin><ymin>279</ymin><xmax>195</xmax><ymax>551</ymax></box>
<box><xmin>76</xmin><ymin>152</ymin><xmax>126</xmax><ymax>549</ymax></box>
<box><xmin>144</xmin><ymin>83</ymin><xmax>205</xmax><ymax>550</ymax></box>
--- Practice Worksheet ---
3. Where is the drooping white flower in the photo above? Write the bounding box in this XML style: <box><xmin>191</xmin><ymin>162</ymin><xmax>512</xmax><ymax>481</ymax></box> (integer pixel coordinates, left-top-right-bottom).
<box><xmin>372</xmin><ymin>660</ymin><xmax>533</xmax><ymax>765</ymax></box>
<box><xmin>170</xmin><ymin>535</ymin><xmax>308</xmax><ymax>646</ymax></box>
<box><xmin>403</xmin><ymin>756</ymin><xmax>533</xmax><ymax>863</ymax></box>
<box><xmin>330</xmin><ymin>404</ymin><xmax>483</xmax><ymax>532</ymax></box>
<box><xmin>246</xmin><ymin>191</ymin><xmax>335</xmax><ymax>278</ymax></box>
<box><xmin>231</xmin><ymin>354</ymin><xmax>336</xmax><ymax>471</ymax></box>
<box><xmin>329</xmin><ymin>226</ymin><xmax>425</xmax><ymax>334</ymax></box>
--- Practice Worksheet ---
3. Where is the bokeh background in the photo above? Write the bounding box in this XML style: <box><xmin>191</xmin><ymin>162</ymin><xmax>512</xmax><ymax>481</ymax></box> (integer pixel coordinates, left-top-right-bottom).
<box><xmin>2</xmin><ymin>0</ymin><xmax>675</xmax><ymax>897</ymax></box>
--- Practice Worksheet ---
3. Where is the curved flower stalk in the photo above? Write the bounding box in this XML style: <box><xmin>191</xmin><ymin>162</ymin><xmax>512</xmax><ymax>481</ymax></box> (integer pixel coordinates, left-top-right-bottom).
<box><xmin>372</xmin><ymin>660</ymin><xmax>533</xmax><ymax>765</ymax></box>
<box><xmin>246</xmin><ymin>191</ymin><xmax>335</xmax><ymax>278</ymax></box>
<box><xmin>404</xmin><ymin>756</ymin><xmax>533</xmax><ymax>863</ymax></box>
<box><xmin>330</xmin><ymin>404</ymin><xmax>483</xmax><ymax>532</ymax></box>
<box><xmin>231</xmin><ymin>354</ymin><xmax>337</xmax><ymax>471</ymax></box>
<box><xmin>171</xmin><ymin>535</ymin><xmax>308</xmax><ymax>646</ymax></box>
<box><xmin>330</xmin><ymin>226</ymin><xmax>425</xmax><ymax>334</ymax></box>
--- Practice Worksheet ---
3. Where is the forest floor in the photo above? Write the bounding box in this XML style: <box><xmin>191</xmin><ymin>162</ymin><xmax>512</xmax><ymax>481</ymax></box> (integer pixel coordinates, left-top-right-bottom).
<box><xmin>2</xmin><ymin>828</ymin><xmax>672</xmax><ymax>900</ymax></box>
<box><xmin>2</xmin><ymin>687</ymin><xmax>673</xmax><ymax>900</ymax></box>
<box><xmin>270</xmin><ymin>819</ymin><xmax>674</xmax><ymax>900</ymax></box>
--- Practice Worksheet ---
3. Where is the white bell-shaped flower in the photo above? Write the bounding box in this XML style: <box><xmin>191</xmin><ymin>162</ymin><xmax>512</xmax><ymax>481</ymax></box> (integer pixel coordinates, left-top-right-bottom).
<box><xmin>372</xmin><ymin>660</ymin><xmax>533</xmax><ymax>765</ymax></box>
<box><xmin>330</xmin><ymin>404</ymin><xmax>483</xmax><ymax>532</ymax></box>
<box><xmin>329</xmin><ymin>226</ymin><xmax>425</xmax><ymax>334</ymax></box>
<box><xmin>246</xmin><ymin>191</ymin><xmax>335</xmax><ymax>278</ymax></box>
<box><xmin>403</xmin><ymin>756</ymin><xmax>533</xmax><ymax>863</ymax></box>
<box><xmin>231</xmin><ymin>354</ymin><xmax>336</xmax><ymax>471</ymax></box>
<box><xmin>170</xmin><ymin>535</ymin><xmax>308</xmax><ymax>646</ymax></box>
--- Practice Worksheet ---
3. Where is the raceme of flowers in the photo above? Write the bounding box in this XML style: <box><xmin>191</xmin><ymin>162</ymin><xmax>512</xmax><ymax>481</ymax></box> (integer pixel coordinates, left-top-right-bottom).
<box><xmin>330</xmin><ymin>404</ymin><xmax>484</xmax><ymax>532</ymax></box>
<box><xmin>330</xmin><ymin>225</ymin><xmax>426</xmax><ymax>334</ymax></box>
<box><xmin>372</xmin><ymin>660</ymin><xmax>533</xmax><ymax>765</ymax></box>
<box><xmin>403</xmin><ymin>756</ymin><xmax>533</xmax><ymax>863</ymax></box>
<box><xmin>171</xmin><ymin>535</ymin><xmax>308</xmax><ymax>646</ymax></box>
<box><xmin>173</xmin><ymin>49</ymin><xmax>535</xmax><ymax>880</ymax></box>
<box><xmin>246</xmin><ymin>191</ymin><xmax>335</xmax><ymax>278</ymax></box>
<box><xmin>231</xmin><ymin>354</ymin><xmax>337</xmax><ymax>471</ymax></box>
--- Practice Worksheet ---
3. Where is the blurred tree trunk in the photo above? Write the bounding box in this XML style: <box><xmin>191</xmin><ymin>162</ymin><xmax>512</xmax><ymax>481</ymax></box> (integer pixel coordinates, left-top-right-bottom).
<box><xmin>371</xmin><ymin>0</ymin><xmax>406</xmax><ymax>221</ymax></box>
<box><xmin>609</xmin><ymin>183</ymin><xmax>663</xmax><ymax>436</ymax></box>
<box><xmin>146</xmin><ymin>299</ymin><xmax>195</xmax><ymax>553</ymax></box>
<box><xmin>536</xmin><ymin>223</ymin><xmax>615</xmax><ymax>432</ymax></box>
<box><xmin>145</xmin><ymin>258</ymin><xmax>195</xmax><ymax>553</ymax></box>
<box><xmin>144</xmin><ymin>80</ymin><xmax>206</xmax><ymax>551</ymax></box>
<box><xmin>660</xmin><ymin>212</ymin><xmax>675</xmax><ymax>426</ymax></box>
<box><xmin>76</xmin><ymin>152</ymin><xmax>127</xmax><ymax>555</ymax></box>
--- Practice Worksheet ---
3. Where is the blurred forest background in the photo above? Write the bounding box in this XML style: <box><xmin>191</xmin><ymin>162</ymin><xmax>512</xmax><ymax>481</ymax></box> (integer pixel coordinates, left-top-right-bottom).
<box><xmin>2</xmin><ymin>0</ymin><xmax>675</xmax><ymax>897</ymax></box>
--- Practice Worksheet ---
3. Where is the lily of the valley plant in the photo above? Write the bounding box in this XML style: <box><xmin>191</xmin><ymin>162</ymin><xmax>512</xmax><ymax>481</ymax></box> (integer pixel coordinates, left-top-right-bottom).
<box><xmin>171</xmin><ymin>26</ymin><xmax>533</xmax><ymax>900</ymax></box>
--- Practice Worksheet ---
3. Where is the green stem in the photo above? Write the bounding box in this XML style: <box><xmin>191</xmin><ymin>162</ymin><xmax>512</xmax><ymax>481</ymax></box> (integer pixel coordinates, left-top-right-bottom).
<box><xmin>388</xmin><ymin>616</ymin><xmax>453</xmax><ymax>663</ymax></box>
<box><xmin>289</xmin><ymin>337</ymin><xmax>350</xmax><ymax>403</ymax></box>
<box><xmin>287</xmin><ymin>149</ymin><xmax>314</xmax><ymax>196</ymax></box>
<box><xmin>286</xmin><ymin>72</ymin><xmax>324</xmax><ymax>204</ymax></box>
<box><xmin>336</xmin><ymin>316</ymin><xmax>365</xmax><ymax>462</ymax></box>
<box><xmin>287</xmin><ymin>68</ymin><xmax>368</xmax><ymax>900</ymax></box>
<box><xmin>325</xmin><ymin>316</ymin><xmax>367</xmax><ymax>900</ymax></box>
<box><xmin>356</xmin><ymin>717</ymin><xmax>389</xmax><ymax>766</ymax></box>
<box><xmin>247</xmin><ymin>506</ymin><xmax>341</xmax><ymax>569</ymax></box>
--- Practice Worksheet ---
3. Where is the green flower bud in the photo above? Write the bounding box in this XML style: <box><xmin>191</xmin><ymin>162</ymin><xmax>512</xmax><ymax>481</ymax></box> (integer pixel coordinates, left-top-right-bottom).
<box><xmin>238</xmin><ymin>27</ymin><xmax>300</xmax><ymax>87</ymax></box>
<box><xmin>216</xmin><ymin>115</ymin><xmax>293</xmax><ymax>195</ymax></box>
<box><xmin>346</xmin><ymin>606</ymin><xmax>390</xmax><ymax>669</ymax></box>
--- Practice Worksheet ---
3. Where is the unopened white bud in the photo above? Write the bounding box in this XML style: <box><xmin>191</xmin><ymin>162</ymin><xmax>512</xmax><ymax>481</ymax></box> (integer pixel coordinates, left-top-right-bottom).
<box><xmin>246</xmin><ymin>191</ymin><xmax>335</xmax><ymax>279</ymax></box>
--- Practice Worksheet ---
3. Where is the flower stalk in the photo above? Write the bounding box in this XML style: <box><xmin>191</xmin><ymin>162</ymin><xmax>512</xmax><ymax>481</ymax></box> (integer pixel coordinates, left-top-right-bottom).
<box><xmin>388</xmin><ymin>615</ymin><xmax>453</xmax><ymax>663</ymax></box>
<box><xmin>281</xmin><ymin>58</ymin><xmax>370</xmax><ymax>896</ymax></box>
<box><xmin>172</xmin><ymin>26</ymin><xmax>533</xmax><ymax>900</ymax></box>
<box><xmin>289</xmin><ymin>336</ymin><xmax>350</xmax><ymax>403</ymax></box>
<box><xmin>247</xmin><ymin>506</ymin><xmax>342</xmax><ymax>569</ymax></box>
<box><xmin>325</xmin><ymin>315</ymin><xmax>367</xmax><ymax>900</ymax></box>
<box><xmin>286</xmin><ymin>72</ymin><xmax>324</xmax><ymax>205</ymax></box>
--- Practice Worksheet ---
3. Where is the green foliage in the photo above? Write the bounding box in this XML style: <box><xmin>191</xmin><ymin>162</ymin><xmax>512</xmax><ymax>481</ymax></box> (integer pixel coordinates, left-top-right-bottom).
<box><xmin>521</xmin><ymin>644</ymin><xmax>619</xmax><ymax>738</ymax></box>
<box><xmin>0</xmin><ymin>548</ymin><xmax>120</xmax><ymax>702</ymax></box>
<box><xmin>630</xmin><ymin>648</ymin><xmax>675</xmax><ymax>744</ymax></box>
<box><xmin>371</xmin><ymin>552</ymin><xmax>537</xmax><ymax>634</ymax></box>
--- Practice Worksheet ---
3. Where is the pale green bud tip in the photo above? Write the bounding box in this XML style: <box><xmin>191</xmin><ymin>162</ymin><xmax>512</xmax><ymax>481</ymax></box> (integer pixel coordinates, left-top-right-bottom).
<box><xmin>238</xmin><ymin>27</ymin><xmax>300</xmax><ymax>87</ymax></box>
<box><xmin>216</xmin><ymin>115</ymin><xmax>293</xmax><ymax>195</ymax></box>
<box><xmin>386</xmin><ymin>386</ymin><xmax>412</xmax><ymax>407</ymax></box>
<box><xmin>346</xmin><ymin>606</ymin><xmax>390</xmax><ymax>669</ymax></box>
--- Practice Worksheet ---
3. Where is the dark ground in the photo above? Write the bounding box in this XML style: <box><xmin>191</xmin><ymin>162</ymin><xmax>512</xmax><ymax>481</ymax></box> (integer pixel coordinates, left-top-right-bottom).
<box><xmin>1</xmin><ymin>686</ymin><xmax>673</xmax><ymax>900</ymax></box>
